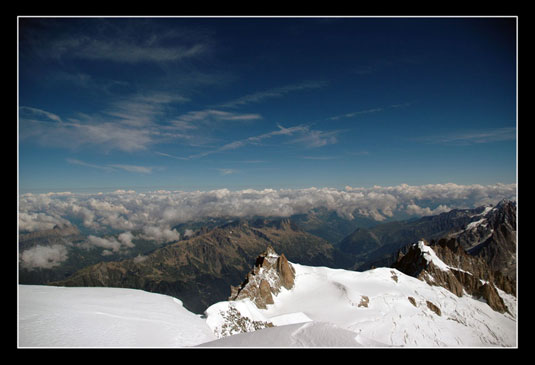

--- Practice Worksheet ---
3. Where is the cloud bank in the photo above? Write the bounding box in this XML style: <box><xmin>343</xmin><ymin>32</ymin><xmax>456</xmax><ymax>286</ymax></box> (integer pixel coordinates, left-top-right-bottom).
<box><xmin>18</xmin><ymin>183</ymin><xmax>516</xmax><ymax>265</ymax></box>
<box><xmin>19</xmin><ymin>183</ymin><xmax>516</xmax><ymax>233</ymax></box>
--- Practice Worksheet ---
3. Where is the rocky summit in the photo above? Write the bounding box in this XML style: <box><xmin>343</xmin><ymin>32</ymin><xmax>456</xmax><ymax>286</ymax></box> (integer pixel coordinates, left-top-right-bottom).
<box><xmin>392</xmin><ymin>238</ymin><xmax>514</xmax><ymax>313</ymax></box>
<box><xmin>229</xmin><ymin>245</ymin><xmax>295</xmax><ymax>309</ymax></box>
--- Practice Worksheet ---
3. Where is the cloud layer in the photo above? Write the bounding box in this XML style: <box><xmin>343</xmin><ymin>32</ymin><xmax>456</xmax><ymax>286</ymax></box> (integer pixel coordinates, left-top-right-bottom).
<box><xmin>18</xmin><ymin>183</ymin><xmax>516</xmax><ymax>266</ymax></box>
<box><xmin>19</xmin><ymin>183</ymin><xmax>516</xmax><ymax>232</ymax></box>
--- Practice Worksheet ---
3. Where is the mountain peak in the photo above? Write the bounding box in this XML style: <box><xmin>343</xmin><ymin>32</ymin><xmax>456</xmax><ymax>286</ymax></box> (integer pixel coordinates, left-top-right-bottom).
<box><xmin>392</xmin><ymin>238</ymin><xmax>512</xmax><ymax>313</ymax></box>
<box><xmin>229</xmin><ymin>246</ymin><xmax>296</xmax><ymax>309</ymax></box>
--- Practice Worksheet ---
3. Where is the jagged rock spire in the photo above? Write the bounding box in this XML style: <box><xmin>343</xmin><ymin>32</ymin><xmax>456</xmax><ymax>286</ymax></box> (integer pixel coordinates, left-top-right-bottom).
<box><xmin>229</xmin><ymin>245</ymin><xmax>296</xmax><ymax>309</ymax></box>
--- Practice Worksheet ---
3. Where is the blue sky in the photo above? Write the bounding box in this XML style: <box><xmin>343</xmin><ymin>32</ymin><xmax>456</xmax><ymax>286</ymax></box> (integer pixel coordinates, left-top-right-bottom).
<box><xmin>18</xmin><ymin>17</ymin><xmax>517</xmax><ymax>194</ymax></box>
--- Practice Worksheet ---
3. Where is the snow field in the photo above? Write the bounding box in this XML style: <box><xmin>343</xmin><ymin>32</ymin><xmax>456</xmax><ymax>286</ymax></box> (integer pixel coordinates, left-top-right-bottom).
<box><xmin>198</xmin><ymin>321</ymin><xmax>367</xmax><ymax>347</ymax></box>
<box><xmin>204</xmin><ymin>262</ymin><xmax>517</xmax><ymax>347</ymax></box>
<box><xmin>18</xmin><ymin>285</ymin><xmax>216</xmax><ymax>348</ymax></box>
<box><xmin>18</xmin><ymin>256</ymin><xmax>517</xmax><ymax>348</ymax></box>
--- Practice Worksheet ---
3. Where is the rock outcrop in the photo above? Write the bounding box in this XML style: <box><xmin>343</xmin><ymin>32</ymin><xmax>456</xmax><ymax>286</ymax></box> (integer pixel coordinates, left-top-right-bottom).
<box><xmin>211</xmin><ymin>304</ymin><xmax>274</xmax><ymax>338</ymax></box>
<box><xmin>392</xmin><ymin>239</ymin><xmax>512</xmax><ymax>313</ymax></box>
<box><xmin>229</xmin><ymin>245</ymin><xmax>295</xmax><ymax>309</ymax></box>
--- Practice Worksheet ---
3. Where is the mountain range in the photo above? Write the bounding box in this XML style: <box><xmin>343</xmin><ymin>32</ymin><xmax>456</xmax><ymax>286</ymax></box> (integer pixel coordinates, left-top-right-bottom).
<box><xmin>50</xmin><ymin>218</ymin><xmax>347</xmax><ymax>313</ymax></box>
<box><xmin>19</xmin><ymin>239</ymin><xmax>517</xmax><ymax>347</ymax></box>
<box><xmin>339</xmin><ymin>200</ymin><xmax>516</xmax><ymax>277</ymax></box>
<box><xmin>19</xmin><ymin>199</ymin><xmax>517</xmax><ymax>347</ymax></box>
<box><xmin>201</xmin><ymin>243</ymin><xmax>517</xmax><ymax>347</ymax></box>
<box><xmin>46</xmin><ymin>200</ymin><xmax>516</xmax><ymax>315</ymax></box>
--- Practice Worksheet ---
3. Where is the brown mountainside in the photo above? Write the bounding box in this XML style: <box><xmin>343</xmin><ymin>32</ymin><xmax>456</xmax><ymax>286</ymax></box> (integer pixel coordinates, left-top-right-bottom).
<box><xmin>51</xmin><ymin>218</ymin><xmax>338</xmax><ymax>314</ymax></box>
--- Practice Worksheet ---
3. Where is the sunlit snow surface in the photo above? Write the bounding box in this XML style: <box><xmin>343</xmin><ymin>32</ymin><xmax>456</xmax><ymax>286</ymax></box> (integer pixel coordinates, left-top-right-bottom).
<box><xmin>19</xmin><ymin>261</ymin><xmax>517</xmax><ymax>348</ymax></box>
<box><xmin>203</xmin><ymin>264</ymin><xmax>517</xmax><ymax>347</ymax></box>
<box><xmin>18</xmin><ymin>285</ymin><xmax>216</xmax><ymax>348</ymax></box>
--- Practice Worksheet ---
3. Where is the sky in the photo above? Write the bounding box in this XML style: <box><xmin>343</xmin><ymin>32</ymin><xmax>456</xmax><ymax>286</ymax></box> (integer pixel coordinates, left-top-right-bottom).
<box><xmin>18</xmin><ymin>17</ymin><xmax>517</xmax><ymax>194</ymax></box>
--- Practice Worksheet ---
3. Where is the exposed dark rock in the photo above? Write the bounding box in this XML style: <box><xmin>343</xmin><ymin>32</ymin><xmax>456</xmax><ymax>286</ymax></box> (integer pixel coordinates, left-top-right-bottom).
<box><xmin>358</xmin><ymin>296</ymin><xmax>369</xmax><ymax>308</ymax></box>
<box><xmin>277</xmin><ymin>252</ymin><xmax>296</xmax><ymax>290</ymax></box>
<box><xmin>215</xmin><ymin>305</ymin><xmax>274</xmax><ymax>338</ymax></box>
<box><xmin>390</xmin><ymin>270</ymin><xmax>399</xmax><ymax>283</ymax></box>
<box><xmin>426</xmin><ymin>300</ymin><xmax>441</xmax><ymax>316</ymax></box>
<box><xmin>229</xmin><ymin>245</ymin><xmax>296</xmax><ymax>309</ymax></box>
<box><xmin>392</xmin><ymin>238</ymin><xmax>512</xmax><ymax>313</ymax></box>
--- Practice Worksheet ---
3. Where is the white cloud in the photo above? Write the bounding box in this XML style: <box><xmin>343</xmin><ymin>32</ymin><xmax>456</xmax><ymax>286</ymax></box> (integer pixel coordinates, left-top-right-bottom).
<box><xmin>67</xmin><ymin>158</ymin><xmax>155</xmax><ymax>175</ymax></box>
<box><xmin>140</xmin><ymin>226</ymin><xmax>180</xmax><ymax>244</ymax></box>
<box><xmin>85</xmin><ymin>235</ymin><xmax>123</xmax><ymax>252</ymax></box>
<box><xmin>20</xmin><ymin>115</ymin><xmax>155</xmax><ymax>153</ymax></box>
<box><xmin>187</xmin><ymin>123</ymin><xmax>330</xmax><ymax>159</ymax></box>
<box><xmin>20</xmin><ymin>101</ymin><xmax>263</xmax><ymax>154</ymax></box>
<box><xmin>25</xmin><ymin>20</ymin><xmax>210</xmax><ymax>65</ymax></box>
<box><xmin>405</xmin><ymin>203</ymin><xmax>451</xmax><ymax>216</ymax></box>
<box><xmin>118</xmin><ymin>231</ymin><xmax>135</xmax><ymax>248</ymax></box>
<box><xmin>420</xmin><ymin>127</ymin><xmax>516</xmax><ymax>145</ymax></box>
<box><xmin>108</xmin><ymin>164</ymin><xmax>153</xmax><ymax>174</ymax></box>
<box><xmin>19</xmin><ymin>183</ymin><xmax>517</xmax><ymax>244</ymax></box>
<box><xmin>133</xmin><ymin>254</ymin><xmax>149</xmax><ymax>263</ymax></box>
<box><xmin>329</xmin><ymin>107</ymin><xmax>383</xmax><ymax>120</ymax></box>
<box><xmin>175</xmin><ymin>109</ymin><xmax>261</xmax><ymax>123</ymax></box>
<box><xmin>218</xmin><ymin>81</ymin><xmax>327</xmax><ymax>108</ymax></box>
<box><xmin>19</xmin><ymin>106</ymin><xmax>63</xmax><ymax>123</ymax></box>
<box><xmin>289</xmin><ymin>129</ymin><xmax>339</xmax><ymax>148</ymax></box>
<box><xmin>217</xmin><ymin>168</ymin><xmax>238</xmax><ymax>176</ymax></box>
<box><xmin>20</xmin><ymin>244</ymin><xmax>69</xmax><ymax>270</ymax></box>
<box><xmin>18</xmin><ymin>212</ymin><xmax>72</xmax><ymax>232</ymax></box>
<box><xmin>66</xmin><ymin>158</ymin><xmax>114</xmax><ymax>172</ymax></box>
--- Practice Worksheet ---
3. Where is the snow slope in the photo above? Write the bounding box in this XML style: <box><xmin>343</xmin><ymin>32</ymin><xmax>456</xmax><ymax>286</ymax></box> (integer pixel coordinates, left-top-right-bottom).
<box><xmin>204</xmin><ymin>263</ymin><xmax>517</xmax><ymax>347</ymax></box>
<box><xmin>18</xmin><ymin>255</ymin><xmax>517</xmax><ymax>348</ymax></box>
<box><xmin>18</xmin><ymin>285</ymin><xmax>216</xmax><ymax>348</ymax></box>
<box><xmin>197</xmin><ymin>321</ymin><xmax>380</xmax><ymax>347</ymax></box>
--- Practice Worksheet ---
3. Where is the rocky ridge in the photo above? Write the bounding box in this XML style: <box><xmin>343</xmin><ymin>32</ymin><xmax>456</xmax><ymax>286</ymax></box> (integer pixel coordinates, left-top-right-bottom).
<box><xmin>342</xmin><ymin>200</ymin><xmax>517</xmax><ymax>275</ymax></box>
<box><xmin>392</xmin><ymin>238</ymin><xmax>514</xmax><ymax>313</ymax></box>
<box><xmin>449</xmin><ymin>199</ymin><xmax>517</xmax><ymax>281</ymax></box>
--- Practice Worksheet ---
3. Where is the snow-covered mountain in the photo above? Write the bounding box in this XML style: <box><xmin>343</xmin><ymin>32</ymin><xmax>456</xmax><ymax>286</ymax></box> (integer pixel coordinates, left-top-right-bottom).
<box><xmin>18</xmin><ymin>242</ymin><xmax>517</xmax><ymax>348</ymax></box>
<box><xmin>201</xmin><ymin>245</ymin><xmax>516</xmax><ymax>347</ymax></box>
